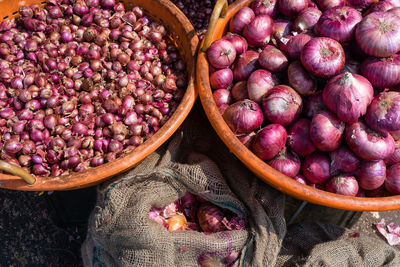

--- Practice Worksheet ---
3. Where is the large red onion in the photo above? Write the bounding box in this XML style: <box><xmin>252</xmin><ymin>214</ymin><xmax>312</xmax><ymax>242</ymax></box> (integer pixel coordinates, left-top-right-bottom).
<box><xmin>251</xmin><ymin>0</ymin><xmax>278</xmax><ymax>18</ymax></box>
<box><xmin>365</xmin><ymin>91</ymin><xmax>400</xmax><ymax>133</ymax></box>
<box><xmin>294</xmin><ymin>7</ymin><xmax>322</xmax><ymax>32</ymax></box>
<box><xmin>279</xmin><ymin>0</ymin><xmax>308</xmax><ymax>17</ymax></box>
<box><xmin>259</xmin><ymin>45</ymin><xmax>289</xmax><ymax>72</ymax></box>
<box><xmin>330</xmin><ymin>146</ymin><xmax>360</xmax><ymax>175</ymax></box>
<box><xmin>287</xmin><ymin>118</ymin><xmax>316</xmax><ymax>157</ymax></box>
<box><xmin>315</xmin><ymin>6</ymin><xmax>362</xmax><ymax>43</ymax></box>
<box><xmin>385</xmin><ymin>140</ymin><xmax>400</xmax><ymax>165</ymax></box>
<box><xmin>326</xmin><ymin>175</ymin><xmax>359</xmax><ymax>196</ymax></box>
<box><xmin>231</xmin><ymin>81</ymin><xmax>249</xmax><ymax>101</ymax></box>
<box><xmin>223</xmin><ymin>99</ymin><xmax>264</xmax><ymax>134</ymax></box>
<box><xmin>322</xmin><ymin>72</ymin><xmax>374</xmax><ymax>123</ymax></box>
<box><xmin>232</xmin><ymin>51</ymin><xmax>260</xmax><ymax>81</ymax></box>
<box><xmin>288</xmin><ymin>61</ymin><xmax>317</xmax><ymax>96</ymax></box>
<box><xmin>247</xmin><ymin>69</ymin><xmax>275</xmax><ymax>104</ymax></box>
<box><xmin>207</xmin><ymin>39</ymin><xmax>236</xmax><ymax>69</ymax></box>
<box><xmin>243</xmin><ymin>15</ymin><xmax>273</xmax><ymax>47</ymax></box>
<box><xmin>310</xmin><ymin>110</ymin><xmax>345</xmax><ymax>152</ymax></box>
<box><xmin>268</xmin><ymin>148</ymin><xmax>301</xmax><ymax>177</ymax></box>
<box><xmin>302</xmin><ymin>152</ymin><xmax>331</xmax><ymax>184</ymax></box>
<box><xmin>210</xmin><ymin>68</ymin><xmax>233</xmax><ymax>89</ymax></box>
<box><xmin>360</xmin><ymin>55</ymin><xmax>400</xmax><ymax>89</ymax></box>
<box><xmin>356</xmin><ymin>12</ymin><xmax>400</xmax><ymax>57</ymax></box>
<box><xmin>357</xmin><ymin>160</ymin><xmax>386</xmax><ymax>190</ymax></box>
<box><xmin>282</xmin><ymin>33</ymin><xmax>312</xmax><ymax>60</ymax></box>
<box><xmin>262</xmin><ymin>85</ymin><xmax>303</xmax><ymax>125</ymax></box>
<box><xmin>386</xmin><ymin>163</ymin><xmax>400</xmax><ymax>194</ymax></box>
<box><xmin>300</xmin><ymin>37</ymin><xmax>345</xmax><ymax>78</ymax></box>
<box><xmin>345</xmin><ymin>120</ymin><xmax>395</xmax><ymax>160</ymax></box>
<box><xmin>252</xmin><ymin>124</ymin><xmax>287</xmax><ymax>160</ymax></box>
<box><xmin>229</xmin><ymin>7</ymin><xmax>255</xmax><ymax>34</ymax></box>
<box><xmin>222</xmin><ymin>33</ymin><xmax>248</xmax><ymax>54</ymax></box>
<box><xmin>316</xmin><ymin>0</ymin><xmax>345</xmax><ymax>11</ymax></box>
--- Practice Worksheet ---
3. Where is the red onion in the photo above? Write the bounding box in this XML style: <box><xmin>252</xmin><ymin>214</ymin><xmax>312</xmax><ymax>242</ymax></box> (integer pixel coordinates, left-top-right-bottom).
<box><xmin>310</xmin><ymin>110</ymin><xmax>345</xmax><ymax>152</ymax></box>
<box><xmin>356</xmin><ymin>12</ymin><xmax>400</xmax><ymax>57</ymax></box>
<box><xmin>213</xmin><ymin>89</ymin><xmax>232</xmax><ymax>107</ymax></box>
<box><xmin>385</xmin><ymin>140</ymin><xmax>400</xmax><ymax>165</ymax></box>
<box><xmin>304</xmin><ymin>92</ymin><xmax>327</xmax><ymax>118</ymax></box>
<box><xmin>232</xmin><ymin>50</ymin><xmax>259</xmax><ymax>81</ymax></box>
<box><xmin>288</xmin><ymin>118</ymin><xmax>316</xmax><ymax>157</ymax></box>
<box><xmin>272</xmin><ymin>19</ymin><xmax>292</xmax><ymax>42</ymax></box>
<box><xmin>222</xmin><ymin>33</ymin><xmax>248</xmax><ymax>54</ymax></box>
<box><xmin>223</xmin><ymin>99</ymin><xmax>264</xmax><ymax>134</ymax></box>
<box><xmin>197</xmin><ymin>203</ymin><xmax>225</xmax><ymax>232</ymax></box>
<box><xmin>316</xmin><ymin>0</ymin><xmax>345</xmax><ymax>11</ymax></box>
<box><xmin>294</xmin><ymin>7</ymin><xmax>321</xmax><ymax>32</ymax></box>
<box><xmin>210</xmin><ymin>68</ymin><xmax>233</xmax><ymax>89</ymax></box>
<box><xmin>388</xmin><ymin>7</ymin><xmax>400</xmax><ymax>17</ymax></box>
<box><xmin>330</xmin><ymin>146</ymin><xmax>360</xmax><ymax>175</ymax></box>
<box><xmin>347</xmin><ymin>0</ymin><xmax>374</xmax><ymax>10</ymax></box>
<box><xmin>365</xmin><ymin>91</ymin><xmax>400</xmax><ymax>133</ymax></box>
<box><xmin>262</xmin><ymin>85</ymin><xmax>302</xmax><ymax>125</ymax></box>
<box><xmin>229</xmin><ymin>7</ymin><xmax>255</xmax><ymax>34</ymax></box>
<box><xmin>345</xmin><ymin>120</ymin><xmax>395</xmax><ymax>160</ymax></box>
<box><xmin>258</xmin><ymin>45</ymin><xmax>289</xmax><ymax>72</ymax></box>
<box><xmin>302</xmin><ymin>152</ymin><xmax>330</xmax><ymax>184</ymax></box>
<box><xmin>231</xmin><ymin>81</ymin><xmax>249</xmax><ymax>101</ymax></box>
<box><xmin>243</xmin><ymin>15</ymin><xmax>273</xmax><ymax>47</ymax></box>
<box><xmin>323</xmin><ymin>72</ymin><xmax>374</xmax><ymax>123</ymax></box>
<box><xmin>326</xmin><ymin>175</ymin><xmax>359</xmax><ymax>196</ymax></box>
<box><xmin>268</xmin><ymin>148</ymin><xmax>301</xmax><ymax>177</ymax></box>
<box><xmin>236</xmin><ymin>132</ymin><xmax>256</xmax><ymax>148</ymax></box>
<box><xmin>293</xmin><ymin>174</ymin><xmax>312</xmax><ymax>185</ymax></box>
<box><xmin>301</xmin><ymin>37</ymin><xmax>345</xmax><ymax>78</ymax></box>
<box><xmin>288</xmin><ymin>61</ymin><xmax>317</xmax><ymax>96</ymax></box>
<box><xmin>360</xmin><ymin>55</ymin><xmax>400</xmax><ymax>89</ymax></box>
<box><xmin>247</xmin><ymin>69</ymin><xmax>275</xmax><ymax>104</ymax></box>
<box><xmin>282</xmin><ymin>33</ymin><xmax>312</xmax><ymax>60</ymax></box>
<box><xmin>251</xmin><ymin>0</ymin><xmax>278</xmax><ymax>17</ymax></box>
<box><xmin>357</xmin><ymin>160</ymin><xmax>386</xmax><ymax>190</ymax></box>
<box><xmin>252</xmin><ymin>124</ymin><xmax>287</xmax><ymax>160</ymax></box>
<box><xmin>366</xmin><ymin>1</ymin><xmax>397</xmax><ymax>15</ymax></box>
<box><xmin>279</xmin><ymin>0</ymin><xmax>308</xmax><ymax>17</ymax></box>
<box><xmin>207</xmin><ymin>39</ymin><xmax>236</xmax><ymax>69</ymax></box>
<box><xmin>386</xmin><ymin>164</ymin><xmax>400</xmax><ymax>194</ymax></box>
<box><xmin>315</xmin><ymin>6</ymin><xmax>362</xmax><ymax>43</ymax></box>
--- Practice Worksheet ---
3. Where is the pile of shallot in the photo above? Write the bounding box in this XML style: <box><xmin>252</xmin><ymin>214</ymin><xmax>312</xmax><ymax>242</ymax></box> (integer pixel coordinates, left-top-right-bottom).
<box><xmin>149</xmin><ymin>192</ymin><xmax>247</xmax><ymax>233</ymax></box>
<box><xmin>207</xmin><ymin>0</ymin><xmax>400</xmax><ymax>197</ymax></box>
<box><xmin>0</xmin><ymin>0</ymin><xmax>186</xmax><ymax>176</ymax></box>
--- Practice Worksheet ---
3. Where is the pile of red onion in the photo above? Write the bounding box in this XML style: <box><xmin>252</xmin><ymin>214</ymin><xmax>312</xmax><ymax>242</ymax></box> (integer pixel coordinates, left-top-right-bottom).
<box><xmin>0</xmin><ymin>0</ymin><xmax>187</xmax><ymax>177</ymax></box>
<box><xmin>208</xmin><ymin>0</ymin><xmax>400</xmax><ymax>197</ymax></box>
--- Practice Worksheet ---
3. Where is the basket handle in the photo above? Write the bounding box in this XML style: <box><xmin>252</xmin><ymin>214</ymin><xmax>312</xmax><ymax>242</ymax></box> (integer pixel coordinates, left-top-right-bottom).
<box><xmin>201</xmin><ymin>0</ymin><xmax>228</xmax><ymax>52</ymax></box>
<box><xmin>0</xmin><ymin>160</ymin><xmax>36</xmax><ymax>185</ymax></box>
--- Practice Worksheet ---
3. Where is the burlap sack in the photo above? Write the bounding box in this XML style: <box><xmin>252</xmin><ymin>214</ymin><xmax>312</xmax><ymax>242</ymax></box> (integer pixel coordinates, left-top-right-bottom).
<box><xmin>81</xmin><ymin>116</ymin><xmax>287</xmax><ymax>267</ymax></box>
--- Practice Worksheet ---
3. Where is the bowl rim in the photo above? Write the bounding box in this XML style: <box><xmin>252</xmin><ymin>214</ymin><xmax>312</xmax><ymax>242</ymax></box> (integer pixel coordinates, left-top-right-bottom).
<box><xmin>196</xmin><ymin>0</ymin><xmax>400</xmax><ymax>211</ymax></box>
<box><xmin>0</xmin><ymin>0</ymin><xmax>198</xmax><ymax>191</ymax></box>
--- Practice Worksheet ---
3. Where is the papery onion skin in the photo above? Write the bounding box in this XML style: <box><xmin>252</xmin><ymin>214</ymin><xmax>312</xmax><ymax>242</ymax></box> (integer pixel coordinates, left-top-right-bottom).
<box><xmin>282</xmin><ymin>33</ymin><xmax>312</xmax><ymax>60</ymax></box>
<box><xmin>268</xmin><ymin>148</ymin><xmax>301</xmax><ymax>177</ymax></box>
<box><xmin>288</xmin><ymin>118</ymin><xmax>316</xmax><ymax>157</ymax></box>
<box><xmin>259</xmin><ymin>45</ymin><xmax>289</xmax><ymax>72</ymax></box>
<box><xmin>207</xmin><ymin>39</ymin><xmax>237</xmax><ymax>69</ymax></box>
<box><xmin>300</xmin><ymin>37</ymin><xmax>345</xmax><ymax>78</ymax></box>
<box><xmin>232</xmin><ymin>50</ymin><xmax>260</xmax><ymax>81</ymax></box>
<box><xmin>294</xmin><ymin>7</ymin><xmax>322</xmax><ymax>32</ymax></box>
<box><xmin>223</xmin><ymin>99</ymin><xmax>264</xmax><ymax>134</ymax></box>
<box><xmin>385</xmin><ymin>140</ymin><xmax>400</xmax><ymax>165</ymax></box>
<box><xmin>356</xmin><ymin>12</ymin><xmax>400</xmax><ymax>57</ymax></box>
<box><xmin>357</xmin><ymin>160</ymin><xmax>386</xmax><ymax>190</ymax></box>
<box><xmin>330</xmin><ymin>146</ymin><xmax>360</xmax><ymax>175</ymax></box>
<box><xmin>360</xmin><ymin>55</ymin><xmax>400</xmax><ymax>89</ymax></box>
<box><xmin>252</xmin><ymin>0</ymin><xmax>278</xmax><ymax>17</ymax></box>
<box><xmin>326</xmin><ymin>175</ymin><xmax>359</xmax><ymax>196</ymax></box>
<box><xmin>262</xmin><ymin>85</ymin><xmax>303</xmax><ymax>125</ymax></box>
<box><xmin>279</xmin><ymin>0</ymin><xmax>308</xmax><ymax>17</ymax></box>
<box><xmin>229</xmin><ymin>7</ymin><xmax>255</xmax><ymax>34</ymax></box>
<box><xmin>247</xmin><ymin>69</ymin><xmax>275</xmax><ymax>104</ymax></box>
<box><xmin>252</xmin><ymin>124</ymin><xmax>287</xmax><ymax>160</ymax></box>
<box><xmin>210</xmin><ymin>68</ymin><xmax>233</xmax><ymax>89</ymax></box>
<box><xmin>272</xmin><ymin>19</ymin><xmax>292</xmax><ymax>43</ymax></box>
<box><xmin>231</xmin><ymin>81</ymin><xmax>249</xmax><ymax>101</ymax></box>
<box><xmin>288</xmin><ymin>61</ymin><xmax>318</xmax><ymax>96</ymax></box>
<box><xmin>345</xmin><ymin>120</ymin><xmax>395</xmax><ymax>160</ymax></box>
<box><xmin>302</xmin><ymin>152</ymin><xmax>331</xmax><ymax>184</ymax></box>
<box><xmin>316</xmin><ymin>0</ymin><xmax>345</xmax><ymax>11</ymax></box>
<box><xmin>197</xmin><ymin>203</ymin><xmax>226</xmax><ymax>232</ymax></box>
<box><xmin>236</xmin><ymin>132</ymin><xmax>256</xmax><ymax>148</ymax></box>
<box><xmin>315</xmin><ymin>6</ymin><xmax>362</xmax><ymax>43</ymax></box>
<box><xmin>310</xmin><ymin>110</ymin><xmax>345</xmax><ymax>152</ymax></box>
<box><xmin>243</xmin><ymin>15</ymin><xmax>273</xmax><ymax>47</ymax></box>
<box><xmin>386</xmin><ymin>163</ymin><xmax>400</xmax><ymax>194</ymax></box>
<box><xmin>365</xmin><ymin>91</ymin><xmax>400</xmax><ymax>133</ymax></box>
<box><xmin>222</xmin><ymin>33</ymin><xmax>248</xmax><ymax>54</ymax></box>
<box><xmin>323</xmin><ymin>72</ymin><xmax>374</xmax><ymax>123</ymax></box>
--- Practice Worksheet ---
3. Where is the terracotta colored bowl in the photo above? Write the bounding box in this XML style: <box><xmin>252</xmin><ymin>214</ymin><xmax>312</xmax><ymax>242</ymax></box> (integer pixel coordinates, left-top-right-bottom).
<box><xmin>197</xmin><ymin>0</ymin><xmax>400</xmax><ymax>211</ymax></box>
<box><xmin>0</xmin><ymin>0</ymin><xmax>198</xmax><ymax>191</ymax></box>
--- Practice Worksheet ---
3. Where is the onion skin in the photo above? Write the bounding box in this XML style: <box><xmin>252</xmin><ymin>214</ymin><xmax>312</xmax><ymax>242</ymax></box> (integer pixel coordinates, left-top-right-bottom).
<box><xmin>247</xmin><ymin>69</ymin><xmax>275</xmax><ymax>104</ymax></box>
<box><xmin>304</xmin><ymin>92</ymin><xmax>327</xmax><ymax>118</ymax></box>
<box><xmin>316</xmin><ymin>0</ymin><xmax>345</xmax><ymax>11</ymax></box>
<box><xmin>282</xmin><ymin>33</ymin><xmax>312</xmax><ymax>60</ymax></box>
<box><xmin>357</xmin><ymin>160</ymin><xmax>386</xmax><ymax>190</ymax></box>
<box><xmin>356</xmin><ymin>12</ymin><xmax>400</xmax><ymax>57</ymax></box>
<box><xmin>330</xmin><ymin>146</ymin><xmax>360</xmax><ymax>175</ymax></box>
<box><xmin>236</xmin><ymin>132</ymin><xmax>256</xmax><ymax>149</ymax></box>
<box><xmin>302</xmin><ymin>152</ymin><xmax>331</xmax><ymax>184</ymax></box>
<box><xmin>167</xmin><ymin>213</ymin><xmax>187</xmax><ymax>232</ymax></box>
<box><xmin>207</xmin><ymin>39</ymin><xmax>236</xmax><ymax>69</ymax></box>
<box><xmin>288</xmin><ymin>118</ymin><xmax>316</xmax><ymax>157</ymax></box>
<box><xmin>259</xmin><ymin>45</ymin><xmax>289</xmax><ymax>72</ymax></box>
<box><xmin>365</xmin><ymin>91</ymin><xmax>400</xmax><ymax>133</ymax></box>
<box><xmin>293</xmin><ymin>174</ymin><xmax>312</xmax><ymax>185</ymax></box>
<box><xmin>326</xmin><ymin>175</ymin><xmax>359</xmax><ymax>196</ymax></box>
<box><xmin>347</xmin><ymin>0</ymin><xmax>374</xmax><ymax>10</ymax></box>
<box><xmin>323</xmin><ymin>72</ymin><xmax>374</xmax><ymax>123</ymax></box>
<box><xmin>279</xmin><ymin>0</ymin><xmax>308</xmax><ymax>17</ymax></box>
<box><xmin>386</xmin><ymin>164</ymin><xmax>400</xmax><ymax>194</ymax></box>
<box><xmin>385</xmin><ymin>140</ymin><xmax>400</xmax><ymax>165</ymax></box>
<box><xmin>212</xmin><ymin>89</ymin><xmax>232</xmax><ymax>107</ymax></box>
<box><xmin>251</xmin><ymin>0</ymin><xmax>278</xmax><ymax>18</ymax></box>
<box><xmin>360</xmin><ymin>55</ymin><xmax>400</xmax><ymax>89</ymax></box>
<box><xmin>231</xmin><ymin>81</ymin><xmax>249</xmax><ymax>101</ymax></box>
<box><xmin>345</xmin><ymin>120</ymin><xmax>395</xmax><ymax>161</ymax></box>
<box><xmin>315</xmin><ymin>6</ymin><xmax>362</xmax><ymax>43</ymax></box>
<box><xmin>197</xmin><ymin>203</ymin><xmax>226</xmax><ymax>232</ymax></box>
<box><xmin>294</xmin><ymin>7</ymin><xmax>322</xmax><ymax>32</ymax></box>
<box><xmin>210</xmin><ymin>68</ymin><xmax>233</xmax><ymax>89</ymax></box>
<box><xmin>252</xmin><ymin>124</ymin><xmax>287</xmax><ymax>160</ymax></box>
<box><xmin>268</xmin><ymin>148</ymin><xmax>301</xmax><ymax>177</ymax></box>
<box><xmin>288</xmin><ymin>61</ymin><xmax>317</xmax><ymax>96</ymax></box>
<box><xmin>300</xmin><ymin>37</ymin><xmax>345</xmax><ymax>78</ymax></box>
<box><xmin>262</xmin><ymin>85</ymin><xmax>302</xmax><ymax>125</ymax></box>
<box><xmin>229</xmin><ymin>7</ymin><xmax>255</xmax><ymax>34</ymax></box>
<box><xmin>223</xmin><ymin>99</ymin><xmax>264</xmax><ymax>134</ymax></box>
<box><xmin>272</xmin><ymin>19</ymin><xmax>292</xmax><ymax>42</ymax></box>
<box><xmin>310</xmin><ymin>110</ymin><xmax>345</xmax><ymax>152</ymax></box>
<box><xmin>243</xmin><ymin>15</ymin><xmax>273</xmax><ymax>47</ymax></box>
<box><xmin>222</xmin><ymin>33</ymin><xmax>248</xmax><ymax>54</ymax></box>
<box><xmin>232</xmin><ymin>50</ymin><xmax>259</xmax><ymax>81</ymax></box>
